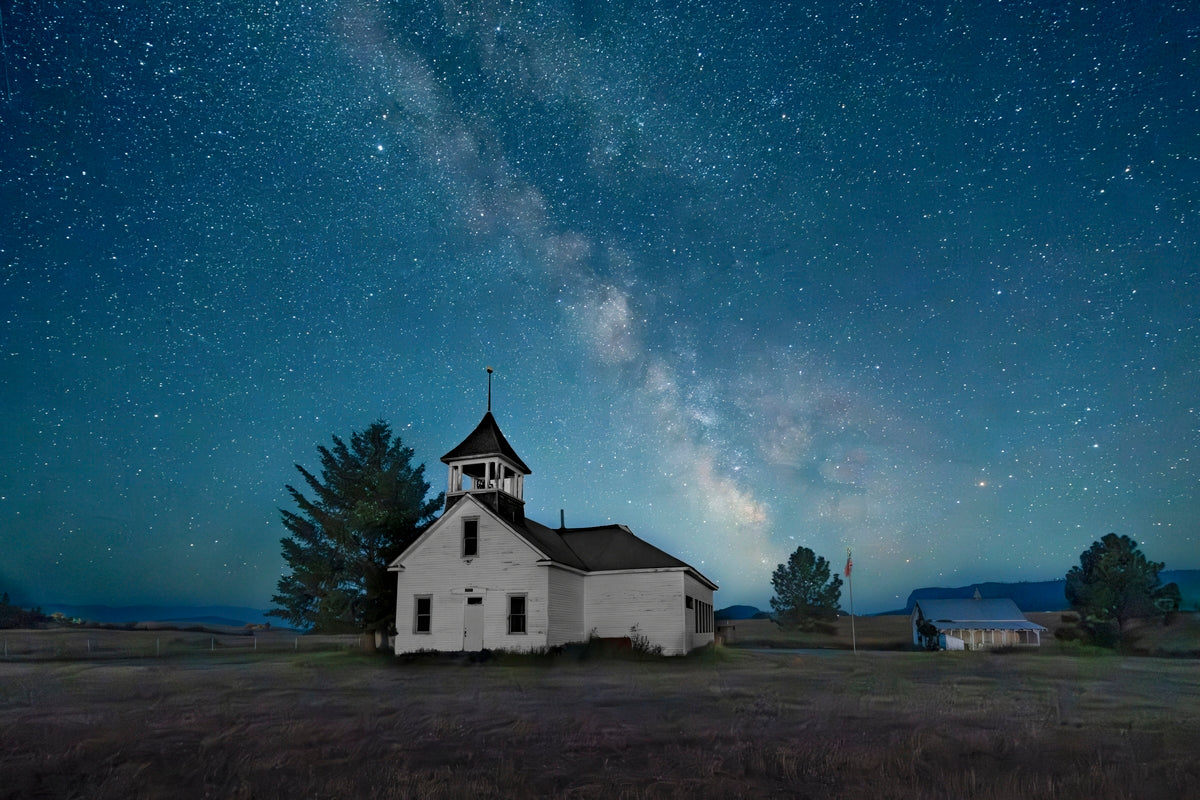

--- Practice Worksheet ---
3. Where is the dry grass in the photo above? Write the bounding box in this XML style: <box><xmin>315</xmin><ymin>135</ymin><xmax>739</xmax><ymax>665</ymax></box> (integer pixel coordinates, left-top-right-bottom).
<box><xmin>727</xmin><ymin>611</ymin><xmax>1200</xmax><ymax>657</ymax></box>
<box><xmin>726</xmin><ymin>614</ymin><xmax>916</xmax><ymax>650</ymax></box>
<box><xmin>2</xmin><ymin>637</ymin><xmax>1198</xmax><ymax>799</ymax></box>
<box><xmin>0</xmin><ymin>628</ymin><xmax>369</xmax><ymax>660</ymax></box>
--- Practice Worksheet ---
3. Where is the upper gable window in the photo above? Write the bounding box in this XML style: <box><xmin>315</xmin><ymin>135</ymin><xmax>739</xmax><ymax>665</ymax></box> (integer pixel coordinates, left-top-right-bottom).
<box><xmin>462</xmin><ymin>518</ymin><xmax>479</xmax><ymax>558</ymax></box>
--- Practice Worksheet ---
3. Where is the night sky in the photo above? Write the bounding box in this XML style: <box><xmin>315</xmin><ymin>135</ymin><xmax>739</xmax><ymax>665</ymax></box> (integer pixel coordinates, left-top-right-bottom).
<box><xmin>2</xmin><ymin>1</ymin><xmax>1197</xmax><ymax>614</ymax></box>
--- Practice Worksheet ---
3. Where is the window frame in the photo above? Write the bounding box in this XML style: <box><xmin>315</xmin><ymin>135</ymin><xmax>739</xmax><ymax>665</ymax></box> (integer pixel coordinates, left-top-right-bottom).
<box><xmin>507</xmin><ymin>593</ymin><xmax>527</xmax><ymax>634</ymax></box>
<box><xmin>462</xmin><ymin>517</ymin><xmax>479</xmax><ymax>558</ymax></box>
<box><xmin>693</xmin><ymin>598</ymin><xmax>712</xmax><ymax>633</ymax></box>
<box><xmin>414</xmin><ymin>595</ymin><xmax>432</xmax><ymax>634</ymax></box>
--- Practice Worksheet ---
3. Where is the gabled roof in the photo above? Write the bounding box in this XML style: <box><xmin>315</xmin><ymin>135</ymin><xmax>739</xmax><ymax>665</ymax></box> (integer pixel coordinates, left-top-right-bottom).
<box><xmin>394</xmin><ymin>495</ymin><xmax>716</xmax><ymax>588</ymax></box>
<box><xmin>519</xmin><ymin>518</ymin><xmax>715</xmax><ymax>589</ymax></box>
<box><xmin>914</xmin><ymin>598</ymin><xmax>1046</xmax><ymax>630</ymax></box>
<box><xmin>516</xmin><ymin>518</ymin><xmax>589</xmax><ymax>571</ymax></box>
<box><xmin>558</xmin><ymin>525</ymin><xmax>692</xmax><ymax>573</ymax></box>
<box><xmin>440</xmin><ymin>411</ymin><xmax>531</xmax><ymax>474</ymax></box>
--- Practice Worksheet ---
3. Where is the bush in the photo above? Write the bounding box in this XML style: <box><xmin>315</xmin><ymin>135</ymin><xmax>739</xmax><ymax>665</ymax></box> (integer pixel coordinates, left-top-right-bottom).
<box><xmin>0</xmin><ymin>597</ymin><xmax>49</xmax><ymax>629</ymax></box>
<box><xmin>1054</xmin><ymin>624</ymin><xmax>1085</xmax><ymax>643</ymax></box>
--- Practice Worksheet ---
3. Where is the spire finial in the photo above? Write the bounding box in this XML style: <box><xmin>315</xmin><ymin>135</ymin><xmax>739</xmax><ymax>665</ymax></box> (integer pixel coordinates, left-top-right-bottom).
<box><xmin>486</xmin><ymin>366</ymin><xmax>494</xmax><ymax>412</ymax></box>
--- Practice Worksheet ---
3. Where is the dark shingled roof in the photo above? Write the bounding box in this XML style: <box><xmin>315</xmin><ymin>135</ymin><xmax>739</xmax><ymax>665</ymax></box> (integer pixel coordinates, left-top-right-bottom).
<box><xmin>559</xmin><ymin>525</ymin><xmax>692</xmax><ymax>572</ymax></box>
<box><xmin>441</xmin><ymin>411</ymin><xmax>531</xmax><ymax>473</ymax></box>
<box><xmin>517</xmin><ymin>517</ymin><xmax>716</xmax><ymax>588</ymax></box>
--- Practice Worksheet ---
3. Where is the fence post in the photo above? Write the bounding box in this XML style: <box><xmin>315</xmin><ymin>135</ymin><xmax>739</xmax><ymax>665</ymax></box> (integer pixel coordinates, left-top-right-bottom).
<box><xmin>156</xmin><ymin>638</ymin><xmax>160</xmax><ymax>657</ymax></box>
<box><xmin>211</xmin><ymin>637</ymin><xmax>215</xmax><ymax>651</ymax></box>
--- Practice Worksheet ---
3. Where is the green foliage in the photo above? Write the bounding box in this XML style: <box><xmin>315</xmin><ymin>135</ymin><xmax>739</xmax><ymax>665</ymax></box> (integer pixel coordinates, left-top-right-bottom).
<box><xmin>269</xmin><ymin>421</ymin><xmax>443</xmax><ymax>633</ymax></box>
<box><xmin>915</xmin><ymin>618</ymin><xmax>940</xmax><ymax>651</ymax></box>
<box><xmin>1065</xmin><ymin>533</ymin><xmax>1179</xmax><ymax>642</ymax></box>
<box><xmin>629</xmin><ymin>625</ymin><xmax>664</xmax><ymax>657</ymax></box>
<box><xmin>769</xmin><ymin>546</ymin><xmax>843</xmax><ymax>630</ymax></box>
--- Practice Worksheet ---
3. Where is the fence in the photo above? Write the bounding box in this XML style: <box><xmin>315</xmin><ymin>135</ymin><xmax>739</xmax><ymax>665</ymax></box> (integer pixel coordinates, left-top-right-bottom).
<box><xmin>0</xmin><ymin>629</ymin><xmax>386</xmax><ymax>661</ymax></box>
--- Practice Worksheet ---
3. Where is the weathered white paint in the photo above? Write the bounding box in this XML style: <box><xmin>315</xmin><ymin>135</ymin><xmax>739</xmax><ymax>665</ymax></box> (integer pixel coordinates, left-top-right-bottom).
<box><xmin>392</xmin><ymin>495</ymin><xmax>716</xmax><ymax>656</ymax></box>
<box><xmin>584</xmin><ymin>570</ymin><xmax>687</xmax><ymax>655</ymax></box>
<box><xmin>463</xmin><ymin>599</ymin><xmax>484</xmax><ymax>649</ymax></box>
<box><xmin>546</xmin><ymin>566</ymin><xmax>584</xmax><ymax>647</ymax></box>
<box><xmin>393</xmin><ymin>496</ymin><xmax>551</xmax><ymax>654</ymax></box>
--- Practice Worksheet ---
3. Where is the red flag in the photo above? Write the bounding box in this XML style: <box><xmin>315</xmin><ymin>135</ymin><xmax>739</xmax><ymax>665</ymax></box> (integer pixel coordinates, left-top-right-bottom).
<box><xmin>844</xmin><ymin>551</ymin><xmax>853</xmax><ymax>578</ymax></box>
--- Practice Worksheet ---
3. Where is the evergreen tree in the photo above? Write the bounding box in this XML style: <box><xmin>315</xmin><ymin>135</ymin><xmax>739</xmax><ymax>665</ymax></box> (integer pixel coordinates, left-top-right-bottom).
<box><xmin>770</xmin><ymin>545</ymin><xmax>843</xmax><ymax>630</ymax></box>
<box><xmin>1065</xmin><ymin>532</ymin><xmax>1180</xmax><ymax>635</ymax></box>
<box><xmin>269</xmin><ymin>421</ymin><xmax>443</xmax><ymax>633</ymax></box>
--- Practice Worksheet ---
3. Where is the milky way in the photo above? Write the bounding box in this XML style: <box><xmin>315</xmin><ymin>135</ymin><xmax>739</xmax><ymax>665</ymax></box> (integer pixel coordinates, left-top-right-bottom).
<box><xmin>2</xmin><ymin>1</ymin><xmax>1196</xmax><ymax>613</ymax></box>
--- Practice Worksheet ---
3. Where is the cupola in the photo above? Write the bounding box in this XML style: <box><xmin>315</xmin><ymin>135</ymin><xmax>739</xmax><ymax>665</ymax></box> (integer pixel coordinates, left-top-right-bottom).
<box><xmin>441</xmin><ymin>369</ymin><xmax>530</xmax><ymax>523</ymax></box>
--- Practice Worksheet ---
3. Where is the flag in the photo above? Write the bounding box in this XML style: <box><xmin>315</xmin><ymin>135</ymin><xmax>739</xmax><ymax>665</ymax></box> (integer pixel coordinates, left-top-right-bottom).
<box><xmin>844</xmin><ymin>550</ymin><xmax>853</xmax><ymax>578</ymax></box>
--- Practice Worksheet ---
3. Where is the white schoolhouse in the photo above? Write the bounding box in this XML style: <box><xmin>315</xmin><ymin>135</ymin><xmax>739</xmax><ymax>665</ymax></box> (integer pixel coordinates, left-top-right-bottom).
<box><xmin>390</xmin><ymin>406</ymin><xmax>716</xmax><ymax>656</ymax></box>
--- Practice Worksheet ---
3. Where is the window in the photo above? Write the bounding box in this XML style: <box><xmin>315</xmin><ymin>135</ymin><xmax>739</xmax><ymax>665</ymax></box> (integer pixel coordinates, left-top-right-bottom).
<box><xmin>694</xmin><ymin>599</ymin><xmax>712</xmax><ymax>633</ymax></box>
<box><xmin>462</xmin><ymin>518</ymin><xmax>479</xmax><ymax>557</ymax></box>
<box><xmin>685</xmin><ymin>596</ymin><xmax>694</xmax><ymax>609</ymax></box>
<box><xmin>507</xmin><ymin>594</ymin><xmax>526</xmax><ymax>634</ymax></box>
<box><xmin>414</xmin><ymin>596</ymin><xmax>431</xmax><ymax>634</ymax></box>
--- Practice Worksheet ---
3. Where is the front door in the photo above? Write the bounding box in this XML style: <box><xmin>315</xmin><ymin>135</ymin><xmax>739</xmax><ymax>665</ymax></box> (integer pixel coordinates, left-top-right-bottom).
<box><xmin>463</xmin><ymin>597</ymin><xmax>484</xmax><ymax>650</ymax></box>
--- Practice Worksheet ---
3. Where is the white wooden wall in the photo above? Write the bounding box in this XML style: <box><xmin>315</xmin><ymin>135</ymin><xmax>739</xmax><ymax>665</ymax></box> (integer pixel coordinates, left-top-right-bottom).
<box><xmin>546</xmin><ymin>566</ymin><xmax>585</xmax><ymax>646</ymax></box>
<box><xmin>393</xmin><ymin>499</ymin><xmax>550</xmax><ymax>654</ymax></box>
<box><xmin>684</xmin><ymin>572</ymin><xmax>715</xmax><ymax>651</ymax></box>
<box><xmin>584</xmin><ymin>570</ymin><xmax>687</xmax><ymax>655</ymax></box>
<box><xmin>393</xmin><ymin>498</ymin><xmax>715</xmax><ymax>656</ymax></box>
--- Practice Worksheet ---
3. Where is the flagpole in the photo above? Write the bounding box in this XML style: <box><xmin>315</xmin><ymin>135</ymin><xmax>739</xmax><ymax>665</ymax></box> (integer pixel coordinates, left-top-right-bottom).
<box><xmin>846</xmin><ymin>548</ymin><xmax>857</xmax><ymax>655</ymax></box>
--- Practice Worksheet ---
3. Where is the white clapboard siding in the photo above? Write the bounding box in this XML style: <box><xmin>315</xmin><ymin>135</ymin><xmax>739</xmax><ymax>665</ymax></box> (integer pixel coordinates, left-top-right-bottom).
<box><xmin>546</xmin><ymin>566</ymin><xmax>585</xmax><ymax>646</ymax></box>
<box><xmin>584</xmin><ymin>570</ymin><xmax>688</xmax><ymax>655</ymax></box>
<box><xmin>394</xmin><ymin>498</ymin><xmax>551</xmax><ymax>653</ymax></box>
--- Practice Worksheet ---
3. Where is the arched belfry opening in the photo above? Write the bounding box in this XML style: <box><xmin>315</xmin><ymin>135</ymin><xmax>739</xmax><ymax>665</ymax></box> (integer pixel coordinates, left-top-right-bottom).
<box><xmin>441</xmin><ymin>368</ymin><xmax>530</xmax><ymax>523</ymax></box>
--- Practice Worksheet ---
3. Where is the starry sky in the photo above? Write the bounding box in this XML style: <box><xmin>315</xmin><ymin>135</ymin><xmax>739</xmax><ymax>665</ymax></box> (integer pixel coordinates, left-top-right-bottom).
<box><xmin>2</xmin><ymin>0</ymin><xmax>1197</xmax><ymax>615</ymax></box>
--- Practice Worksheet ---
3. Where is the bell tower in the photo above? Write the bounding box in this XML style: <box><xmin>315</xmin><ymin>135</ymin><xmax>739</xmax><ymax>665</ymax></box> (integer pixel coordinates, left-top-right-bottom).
<box><xmin>441</xmin><ymin>368</ymin><xmax>531</xmax><ymax>523</ymax></box>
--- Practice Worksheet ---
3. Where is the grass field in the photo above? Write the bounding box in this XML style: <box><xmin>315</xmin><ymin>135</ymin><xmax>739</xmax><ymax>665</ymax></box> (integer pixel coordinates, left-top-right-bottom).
<box><xmin>2</xmin><ymin>626</ymin><xmax>1198</xmax><ymax>799</ymax></box>
<box><xmin>726</xmin><ymin>610</ymin><xmax>1200</xmax><ymax>657</ymax></box>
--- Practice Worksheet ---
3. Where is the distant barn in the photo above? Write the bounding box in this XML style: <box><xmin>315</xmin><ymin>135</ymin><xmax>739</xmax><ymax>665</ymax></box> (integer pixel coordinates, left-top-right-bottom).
<box><xmin>912</xmin><ymin>594</ymin><xmax>1047</xmax><ymax>650</ymax></box>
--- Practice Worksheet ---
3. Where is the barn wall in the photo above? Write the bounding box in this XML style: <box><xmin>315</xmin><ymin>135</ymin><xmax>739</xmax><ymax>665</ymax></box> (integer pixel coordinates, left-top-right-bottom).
<box><xmin>546</xmin><ymin>566</ymin><xmax>585</xmax><ymax>646</ymax></box>
<box><xmin>584</xmin><ymin>570</ymin><xmax>687</xmax><ymax>655</ymax></box>
<box><xmin>393</xmin><ymin>499</ymin><xmax>549</xmax><ymax>654</ymax></box>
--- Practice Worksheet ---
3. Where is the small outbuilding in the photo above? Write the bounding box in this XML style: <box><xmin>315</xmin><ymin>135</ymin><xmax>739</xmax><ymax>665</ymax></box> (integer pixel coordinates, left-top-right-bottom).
<box><xmin>911</xmin><ymin>595</ymin><xmax>1047</xmax><ymax>651</ymax></box>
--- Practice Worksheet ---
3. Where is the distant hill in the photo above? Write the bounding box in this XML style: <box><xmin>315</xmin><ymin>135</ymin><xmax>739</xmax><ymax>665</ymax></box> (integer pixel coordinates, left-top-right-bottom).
<box><xmin>715</xmin><ymin>605</ymin><xmax>763</xmax><ymax>621</ymax></box>
<box><xmin>899</xmin><ymin>581</ymin><xmax>1068</xmax><ymax>614</ymax></box>
<box><xmin>33</xmin><ymin>604</ymin><xmax>277</xmax><ymax>628</ymax></box>
<box><xmin>896</xmin><ymin>570</ymin><xmax>1200</xmax><ymax>615</ymax></box>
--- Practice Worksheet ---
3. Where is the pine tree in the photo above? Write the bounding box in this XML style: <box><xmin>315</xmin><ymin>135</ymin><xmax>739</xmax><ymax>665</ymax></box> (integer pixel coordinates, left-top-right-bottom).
<box><xmin>1065</xmin><ymin>532</ymin><xmax>1180</xmax><ymax>634</ymax></box>
<box><xmin>769</xmin><ymin>545</ymin><xmax>843</xmax><ymax>630</ymax></box>
<box><xmin>269</xmin><ymin>421</ymin><xmax>443</xmax><ymax>633</ymax></box>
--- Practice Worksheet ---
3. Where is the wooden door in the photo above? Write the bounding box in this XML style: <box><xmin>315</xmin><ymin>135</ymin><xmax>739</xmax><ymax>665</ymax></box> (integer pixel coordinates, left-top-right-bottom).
<box><xmin>463</xmin><ymin>597</ymin><xmax>484</xmax><ymax>650</ymax></box>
